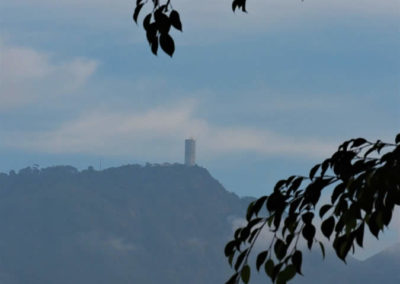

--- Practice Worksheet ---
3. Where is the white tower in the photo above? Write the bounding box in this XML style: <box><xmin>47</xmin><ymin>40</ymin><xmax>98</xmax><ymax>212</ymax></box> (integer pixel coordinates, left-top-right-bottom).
<box><xmin>184</xmin><ymin>138</ymin><xmax>196</xmax><ymax>166</ymax></box>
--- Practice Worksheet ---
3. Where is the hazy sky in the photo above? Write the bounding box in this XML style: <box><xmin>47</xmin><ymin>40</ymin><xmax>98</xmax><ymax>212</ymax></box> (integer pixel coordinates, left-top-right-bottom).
<box><xmin>0</xmin><ymin>0</ymin><xmax>399</xmax><ymax>259</ymax></box>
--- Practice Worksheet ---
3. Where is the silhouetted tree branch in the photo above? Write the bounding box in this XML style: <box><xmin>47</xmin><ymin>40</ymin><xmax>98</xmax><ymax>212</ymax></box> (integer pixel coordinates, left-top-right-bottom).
<box><xmin>133</xmin><ymin>0</ymin><xmax>248</xmax><ymax>56</ymax></box>
<box><xmin>225</xmin><ymin>134</ymin><xmax>400</xmax><ymax>283</ymax></box>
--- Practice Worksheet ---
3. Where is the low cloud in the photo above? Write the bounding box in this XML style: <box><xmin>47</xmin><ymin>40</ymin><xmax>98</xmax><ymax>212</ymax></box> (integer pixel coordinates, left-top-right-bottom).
<box><xmin>4</xmin><ymin>101</ymin><xmax>337</xmax><ymax>160</ymax></box>
<box><xmin>77</xmin><ymin>231</ymin><xmax>136</xmax><ymax>252</ymax></box>
<box><xmin>0</xmin><ymin>42</ymin><xmax>98</xmax><ymax>110</ymax></box>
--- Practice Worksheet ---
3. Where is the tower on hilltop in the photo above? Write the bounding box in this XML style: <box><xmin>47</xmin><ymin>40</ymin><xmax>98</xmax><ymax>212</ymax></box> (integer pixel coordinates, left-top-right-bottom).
<box><xmin>184</xmin><ymin>138</ymin><xmax>196</xmax><ymax>166</ymax></box>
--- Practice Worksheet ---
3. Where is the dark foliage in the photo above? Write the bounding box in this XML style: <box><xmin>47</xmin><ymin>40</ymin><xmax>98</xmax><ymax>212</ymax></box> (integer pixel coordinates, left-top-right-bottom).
<box><xmin>132</xmin><ymin>0</ymin><xmax>247</xmax><ymax>56</ymax></box>
<box><xmin>224</xmin><ymin>134</ymin><xmax>400</xmax><ymax>283</ymax></box>
<box><xmin>133</xmin><ymin>0</ymin><xmax>183</xmax><ymax>56</ymax></box>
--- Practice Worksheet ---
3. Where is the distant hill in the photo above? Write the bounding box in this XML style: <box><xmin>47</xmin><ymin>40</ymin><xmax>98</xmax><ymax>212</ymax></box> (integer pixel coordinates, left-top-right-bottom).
<box><xmin>0</xmin><ymin>164</ymin><xmax>398</xmax><ymax>283</ymax></box>
<box><xmin>0</xmin><ymin>164</ymin><xmax>251</xmax><ymax>284</ymax></box>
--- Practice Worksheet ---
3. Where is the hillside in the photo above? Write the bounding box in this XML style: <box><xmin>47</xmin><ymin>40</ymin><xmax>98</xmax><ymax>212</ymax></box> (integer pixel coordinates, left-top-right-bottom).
<box><xmin>0</xmin><ymin>164</ymin><xmax>250</xmax><ymax>284</ymax></box>
<box><xmin>0</xmin><ymin>164</ymin><xmax>399</xmax><ymax>283</ymax></box>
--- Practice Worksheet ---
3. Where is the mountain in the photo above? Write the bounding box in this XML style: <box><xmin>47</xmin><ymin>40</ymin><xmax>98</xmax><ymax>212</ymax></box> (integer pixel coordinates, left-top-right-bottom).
<box><xmin>0</xmin><ymin>164</ymin><xmax>399</xmax><ymax>283</ymax></box>
<box><xmin>0</xmin><ymin>164</ymin><xmax>251</xmax><ymax>284</ymax></box>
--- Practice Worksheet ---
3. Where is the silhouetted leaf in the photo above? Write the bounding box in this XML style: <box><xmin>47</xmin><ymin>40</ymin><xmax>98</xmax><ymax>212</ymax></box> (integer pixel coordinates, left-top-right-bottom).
<box><xmin>321</xmin><ymin>216</ymin><xmax>335</xmax><ymax>239</ymax></box>
<box><xmin>355</xmin><ymin>223</ymin><xmax>364</xmax><ymax>247</ymax></box>
<box><xmin>274</xmin><ymin>239</ymin><xmax>287</xmax><ymax>260</ymax></box>
<box><xmin>321</xmin><ymin>159</ymin><xmax>330</xmax><ymax>176</ymax></box>
<box><xmin>160</xmin><ymin>34</ymin><xmax>175</xmax><ymax>56</ymax></box>
<box><xmin>309</xmin><ymin>164</ymin><xmax>320</xmax><ymax>180</ymax></box>
<box><xmin>241</xmin><ymin>265</ymin><xmax>251</xmax><ymax>283</ymax></box>
<box><xmin>155</xmin><ymin>12</ymin><xmax>171</xmax><ymax>34</ymax></box>
<box><xmin>226</xmin><ymin>272</ymin><xmax>239</xmax><ymax>284</ymax></box>
<box><xmin>302</xmin><ymin>224</ymin><xmax>316</xmax><ymax>249</ymax></box>
<box><xmin>146</xmin><ymin>23</ymin><xmax>157</xmax><ymax>43</ymax></box>
<box><xmin>232</xmin><ymin>0</ymin><xmax>247</xmax><ymax>12</ymax></box>
<box><xmin>301</xmin><ymin>212</ymin><xmax>314</xmax><ymax>225</ymax></box>
<box><xmin>396</xmin><ymin>133</ymin><xmax>400</xmax><ymax>144</ymax></box>
<box><xmin>265</xmin><ymin>259</ymin><xmax>274</xmax><ymax>278</ymax></box>
<box><xmin>331</xmin><ymin>183</ymin><xmax>345</xmax><ymax>204</ymax></box>
<box><xmin>150</xmin><ymin>36</ymin><xmax>159</xmax><ymax>55</ymax></box>
<box><xmin>256</xmin><ymin>251</ymin><xmax>268</xmax><ymax>271</ymax></box>
<box><xmin>267</xmin><ymin>191</ymin><xmax>286</xmax><ymax>213</ymax></box>
<box><xmin>235</xmin><ymin>249</ymin><xmax>248</xmax><ymax>271</ymax></box>
<box><xmin>225</xmin><ymin>240</ymin><xmax>236</xmax><ymax>257</ymax></box>
<box><xmin>143</xmin><ymin>13</ymin><xmax>152</xmax><ymax>30</ymax></box>
<box><xmin>277</xmin><ymin>265</ymin><xmax>296</xmax><ymax>284</ymax></box>
<box><xmin>133</xmin><ymin>3</ymin><xmax>144</xmax><ymax>23</ymax></box>
<box><xmin>352</xmin><ymin>138</ymin><xmax>367</xmax><ymax>148</ymax></box>
<box><xmin>292</xmin><ymin>250</ymin><xmax>302</xmax><ymax>275</ymax></box>
<box><xmin>367</xmin><ymin>212</ymin><xmax>380</xmax><ymax>238</ymax></box>
<box><xmin>252</xmin><ymin>196</ymin><xmax>267</xmax><ymax>217</ymax></box>
<box><xmin>170</xmin><ymin>10</ymin><xmax>182</xmax><ymax>31</ymax></box>
<box><xmin>289</xmin><ymin>177</ymin><xmax>303</xmax><ymax>193</ymax></box>
<box><xmin>319</xmin><ymin>204</ymin><xmax>332</xmax><ymax>218</ymax></box>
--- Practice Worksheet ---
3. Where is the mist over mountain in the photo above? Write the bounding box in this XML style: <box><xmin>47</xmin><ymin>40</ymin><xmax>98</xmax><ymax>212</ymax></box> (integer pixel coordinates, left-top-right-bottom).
<box><xmin>0</xmin><ymin>164</ymin><xmax>398</xmax><ymax>283</ymax></box>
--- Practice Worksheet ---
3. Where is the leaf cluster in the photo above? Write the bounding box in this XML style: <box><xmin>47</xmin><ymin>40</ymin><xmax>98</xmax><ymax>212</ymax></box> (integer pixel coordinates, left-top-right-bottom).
<box><xmin>133</xmin><ymin>0</ymin><xmax>248</xmax><ymax>56</ymax></box>
<box><xmin>225</xmin><ymin>133</ymin><xmax>400</xmax><ymax>284</ymax></box>
<box><xmin>133</xmin><ymin>0</ymin><xmax>182</xmax><ymax>56</ymax></box>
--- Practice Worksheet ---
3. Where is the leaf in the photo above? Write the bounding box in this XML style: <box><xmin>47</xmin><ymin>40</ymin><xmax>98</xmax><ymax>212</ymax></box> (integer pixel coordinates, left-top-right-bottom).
<box><xmin>232</xmin><ymin>0</ymin><xmax>239</xmax><ymax>11</ymax></box>
<box><xmin>226</xmin><ymin>272</ymin><xmax>239</xmax><ymax>284</ymax></box>
<box><xmin>272</xmin><ymin>263</ymin><xmax>283</xmax><ymax>282</ymax></box>
<box><xmin>143</xmin><ymin>13</ymin><xmax>152</xmax><ymax>30</ymax></box>
<box><xmin>265</xmin><ymin>259</ymin><xmax>274</xmax><ymax>278</ymax></box>
<box><xmin>285</xmin><ymin>233</ymin><xmax>294</xmax><ymax>246</ymax></box>
<box><xmin>301</xmin><ymin>212</ymin><xmax>314</xmax><ymax>225</ymax></box>
<box><xmin>235</xmin><ymin>249</ymin><xmax>248</xmax><ymax>271</ymax></box>
<box><xmin>396</xmin><ymin>133</ymin><xmax>400</xmax><ymax>144</ymax></box>
<box><xmin>289</xmin><ymin>177</ymin><xmax>303</xmax><ymax>193</ymax></box>
<box><xmin>241</xmin><ymin>265</ymin><xmax>251</xmax><ymax>284</ymax></box>
<box><xmin>319</xmin><ymin>204</ymin><xmax>332</xmax><ymax>218</ymax></box>
<box><xmin>302</xmin><ymin>224</ymin><xmax>316</xmax><ymax>249</ymax></box>
<box><xmin>351</xmin><ymin>138</ymin><xmax>367</xmax><ymax>148</ymax></box>
<box><xmin>256</xmin><ymin>251</ymin><xmax>268</xmax><ymax>271</ymax></box>
<box><xmin>292</xmin><ymin>250</ymin><xmax>303</xmax><ymax>275</ymax></box>
<box><xmin>274</xmin><ymin>239</ymin><xmax>287</xmax><ymax>260</ymax></box>
<box><xmin>224</xmin><ymin>240</ymin><xmax>236</xmax><ymax>257</ymax></box>
<box><xmin>331</xmin><ymin>183</ymin><xmax>345</xmax><ymax>204</ymax></box>
<box><xmin>160</xmin><ymin>34</ymin><xmax>175</xmax><ymax>57</ymax></box>
<box><xmin>277</xmin><ymin>265</ymin><xmax>297</xmax><ymax>284</ymax></box>
<box><xmin>309</xmin><ymin>164</ymin><xmax>320</xmax><ymax>180</ymax></box>
<box><xmin>133</xmin><ymin>3</ymin><xmax>144</xmax><ymax>23</ymax></box>
<box><xmin>169</xmin><ymin>10</ymin><xmax>182</xmax><ymax>31</ymax></box>
<box><xmin>274</xmin><ymin>179</ymin><xmax>287</xmax><ymax>192</ymax></box>
<box><xmin>146</xmin><ymin>23</ymin><xmax>157</xmax><ymax>44</ymax></box>
<box><xmin>252</xmin><ymin>196</ymin><xmax>268</xmax><ymax>217</ymax></box>
<box><xmin>321</xmin><ymin>216</ymin><xmax>335</xmax><ymax>239</ymax></box>
<box><xmin>150</xmin><ymin>37</ymin><xmax>158</xmax><ymax>55</ymax></box>
<box><xmin>321</xmin><ymin>159</ymin><xmax>330</xmax><ymax>176</ymax></box>
<box><xmin>367</xmin><ymin>212</ymin><xmax>380</xmax><ymax>238</ymax></box>
<box><xmin>155</xmin><ymin>12</ymin><xmax>171</xmax><ymax>34</ymax></box>
<box><xmin>246</xmin><ymin>202</ymin><xmax>254</xmax><ymax>221</ymax></box>
<box><xmin>355</xmin><ymin>223</ymin><xmax>364</xmax><ymax>247</ymax></box>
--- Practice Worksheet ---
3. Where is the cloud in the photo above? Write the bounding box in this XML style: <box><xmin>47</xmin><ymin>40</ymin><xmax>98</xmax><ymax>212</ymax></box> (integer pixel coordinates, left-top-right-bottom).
<box><xmin>3</xmin><ymin>101</ymin><xmax>337</xmax><ymax>160</ymax></box>
<box><xmin>77</xmin><ymin>231</ymin><xmax>136</xmax><ymax>252</ymax></box>
<box><xmin>0</xmin><ymin>42</ymin><xmax>98</xmax><ymax>110</ymax></box>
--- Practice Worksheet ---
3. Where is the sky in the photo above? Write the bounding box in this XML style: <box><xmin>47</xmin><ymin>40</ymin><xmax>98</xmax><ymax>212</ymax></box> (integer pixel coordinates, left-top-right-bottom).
<box><xmin>0</xmin><ymin>0</ymin><xmax>399</xmax><ymax>257</ymax></box>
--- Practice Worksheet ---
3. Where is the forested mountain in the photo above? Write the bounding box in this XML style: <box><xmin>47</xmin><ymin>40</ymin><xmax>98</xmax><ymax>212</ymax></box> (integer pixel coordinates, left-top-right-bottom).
<box><xmin>0</xmin><ymin>164</ymin><xmax>398</xmax><ymax>283</ymax></box>
<box><xmin>0</xmin><ymin>164</ymin><xmax>250</xmax><ymax>283</ymax></box>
